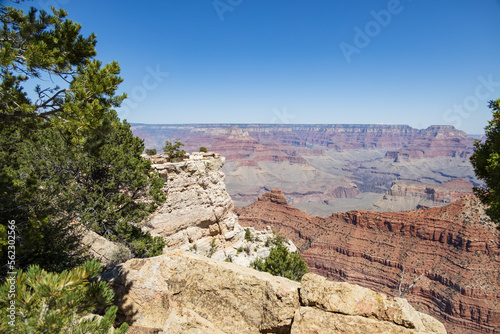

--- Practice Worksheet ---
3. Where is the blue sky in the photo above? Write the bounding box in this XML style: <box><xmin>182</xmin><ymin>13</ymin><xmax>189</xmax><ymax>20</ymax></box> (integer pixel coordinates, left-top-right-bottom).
<box><xmin>11</xmin><ymin>0</ymin><xmax>500</xmax><ymax>134</ymax></box>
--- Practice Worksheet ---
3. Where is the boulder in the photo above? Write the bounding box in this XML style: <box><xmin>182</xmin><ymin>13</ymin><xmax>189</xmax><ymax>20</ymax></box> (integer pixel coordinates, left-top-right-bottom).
<box><xmin>296</xmin><ymin>273</ymin><xmax>446</xmax><ymax>334</ymax></box>
<box><xmin>107</xmin><ymin>252</ymin><xmax>446</xmax><ymax>334</ymax></box>
<box><xmin>81</xmin><ymin>229</ymin><xmax>131</xmax><ymax>266</ymax></box>
<box><xmin>109</xmin><ymin>250</ymin><xmax>300</xmax><ymax>334</ymax></box>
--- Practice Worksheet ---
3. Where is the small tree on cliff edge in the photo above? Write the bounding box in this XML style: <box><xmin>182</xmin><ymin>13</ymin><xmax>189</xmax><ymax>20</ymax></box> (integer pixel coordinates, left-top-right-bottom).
<box><xmin>470</xmin><ymin>98</ymin><xmax>500</xmax><ymax>227</ymax></box>
<box><xmin>163</xmin><ymin>140</ymin><xmax>186</xmax><ymax>162</ymax></box>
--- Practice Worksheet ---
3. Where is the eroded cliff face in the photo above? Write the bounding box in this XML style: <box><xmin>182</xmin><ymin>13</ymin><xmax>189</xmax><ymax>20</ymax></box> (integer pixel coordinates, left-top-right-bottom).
<box><xmin>105</xmin><ymin>250</ymin><xmax>446</xmax><ymax>334</ymax></box>
<box><xmin>144</xmin><ymin>152</ymin><xmax>296</xmax><ymax>267</ymax></box>
<box><xmin>235</xmin><ymin>190</ymin><xmax>500</xmax><ymax>334</ymax></box>
<box><xmin>146</xmin><ymin>152</ymin><xmax>238</xmax><ymax>247</ymax></box>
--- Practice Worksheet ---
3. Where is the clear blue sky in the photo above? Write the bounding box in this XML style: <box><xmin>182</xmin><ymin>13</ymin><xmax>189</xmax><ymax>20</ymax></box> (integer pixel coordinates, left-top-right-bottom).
<box><xmin>11</xmin><ymin>0</ymin><xmax>500</xmax><ymax>134</ymax></box>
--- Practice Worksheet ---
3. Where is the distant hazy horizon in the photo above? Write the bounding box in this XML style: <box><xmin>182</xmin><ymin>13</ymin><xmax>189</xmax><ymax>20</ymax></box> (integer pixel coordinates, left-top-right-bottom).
<box><xmin>130</xmin><ymin>122</ymin><xmax>485</xmax><ymax>136</ymax></box>
<box><xmin>12</xmin><ymin>1</ymin><xmax>500</xmax><ymax>134</ymax></box>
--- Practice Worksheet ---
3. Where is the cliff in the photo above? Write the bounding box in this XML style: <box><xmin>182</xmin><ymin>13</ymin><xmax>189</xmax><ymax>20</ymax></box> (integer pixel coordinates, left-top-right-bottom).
<box><xmin>132</xmin><ymin>124</ymin><xmax>473</xmax><ymax>154</ymax></box>
<box><xmin>104</xmin><ymin>250</ymin><xmax>446</xmax><ymax>334</ymax></box>
<box><xmin>144</xmin><ymin>152</ymin><xmax>296</xmax><ymax>267</ymax></box>
<box><xmin>235</xmin><ymin>190</ymin><xmax>500</xmax><ymax>334</ymax></box>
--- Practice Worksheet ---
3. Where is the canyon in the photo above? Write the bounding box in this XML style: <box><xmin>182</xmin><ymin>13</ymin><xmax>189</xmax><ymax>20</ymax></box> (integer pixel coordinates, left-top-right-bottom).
<box><xmin>235</xmin><ymin>190</ymin><xmax>500</xmax><ymax>334</ymax></box>
<box><xmin>131</xmin><ymin>123</ymin><xmax>480</xmax><ymax>215</ymax></box>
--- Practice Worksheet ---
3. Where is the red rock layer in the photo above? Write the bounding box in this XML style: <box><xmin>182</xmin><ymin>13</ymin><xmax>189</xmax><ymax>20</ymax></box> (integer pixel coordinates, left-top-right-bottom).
<box><xmin>235</xmin><ymin>191</ymin><xmax>500</xmax><ymax>334</ymax></box>
<box><xmin>132</xmin><ymin>124</ymin><xmax>475</xmax><ymax>158</ymax></box>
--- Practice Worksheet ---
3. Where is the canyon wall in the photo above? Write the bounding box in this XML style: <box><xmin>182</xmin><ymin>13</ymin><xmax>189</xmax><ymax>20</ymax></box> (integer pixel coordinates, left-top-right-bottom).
<box><xmin>132</xmin><ymin>124</ymin><xmax>479</xmax><ymax>214</ymax></box>
<box><xmin>84</xmin><ymin>152</ymin><xmax>447</xmax><ymax>334</ymax></box>
<box><xmin>235</xmin><ymin>190</ymin><xmax>500</xmax><ymax>334</ymax></box>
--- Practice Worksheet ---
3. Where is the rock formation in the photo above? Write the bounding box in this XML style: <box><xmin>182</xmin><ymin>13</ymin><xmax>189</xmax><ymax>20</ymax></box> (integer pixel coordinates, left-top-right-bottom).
<box><xmin>236</xmin><ymin>190</ymin><xmax>500</xmax><ymax>334</ymax></box>
<box><xmin>144</xmin><ymin>152</ymin><xmax>296</xmax><ymax>267</ymax></box>
<box><xmin>146</xmin><ymin>152</ymin><xmax>239</xmax><ymax>248</ymax></box>
<box><xmin>372</xmin><ymin>178</ymin><xmax>474</xmax><ymax>212</ymax></box>
<box><xmin>81</xmin><ymin>229</ymin><xmax>132</xmax><ymax>266</ymax></box>
<box><xmin>132</xmin><ymin>123</ymin><xmax>480</xmax><ymax>214</ymax></box>
<box><xmin>104</xmin><ymin>250</ymin><xmax>445</xmax><ymax>334</ymax></box>
<box><xmin>80</xmin><ymin>151</ymin><xmax>447</xmax><ymax>333</ymax></box>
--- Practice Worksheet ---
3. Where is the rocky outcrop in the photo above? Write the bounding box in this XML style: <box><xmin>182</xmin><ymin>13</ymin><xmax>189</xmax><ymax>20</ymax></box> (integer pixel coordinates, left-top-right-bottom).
<box><xmin>145</xmin><ymin>152</ymin><xmax>296</xmax><ymax>267</ymax></box>
<box><xmin>236</xmin><ymin>190</ymin><xmax>500</xmax><ymax>334</ymax></box>
<box><xmin>105</xmin><ymin>250</ymin><xmax>445</xmax><ymax>334</ymax></box>
<box><xmin>146</xmin><ymin>152</ymin><xmax>240</xmax><ymax>248</ymax></box>
<box><xmin>373</xmin><ymin>178</ymin><xmax>474</xmax><ymax>211</ymax></box>
<box><xmin>293</xmin><ymin>273</ymin><xmax>446</xmax><ymax>334</ymax></box>
<box><xmin>109</xmin><ymin>250</ymin><xmax>300</xmax><ymax>334</ymax></box>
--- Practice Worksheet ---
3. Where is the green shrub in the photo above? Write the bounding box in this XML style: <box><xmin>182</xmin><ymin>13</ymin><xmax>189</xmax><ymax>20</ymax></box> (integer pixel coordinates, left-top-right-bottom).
<box><xmin>114</xmin><ymin>222</ymin><xmax>165</xmax><ymax>258</ymax></box>
<box><xmin>0</xmin><ymin>260</ymin><xmax>128</xmax><ymax>333</ymax></box>
<box><xmin>199</xmin><ymin>147</ymin><xmax>208</xmax><ymax>153</ymax></box>
<box><xmin>189</xmin><ymin>243</ymin><xmax>198</xmax><ymax>252</ymax></box>
<box><xmin>251</xmin><ymin>239</ymin><xmax>309</xmax><ymax>282</ymax></box>
<box><xmin>109</xmin><ymin>243</ymin><xmax>132</xmax><ymax>265</ymax></box>
<box><xmin>244</xmin><ymin>228</ymin><xmax>253</xmax><ymax>242</ymax></box>
<box><xmin>145</xmin><ymin>148</ymin><xmax>157</xmax><ymax>155</ymax></box>
<box><xmin>207</xmin><ymin>238</ymin><xmax>218</xmax><ymax>258</ymax></box>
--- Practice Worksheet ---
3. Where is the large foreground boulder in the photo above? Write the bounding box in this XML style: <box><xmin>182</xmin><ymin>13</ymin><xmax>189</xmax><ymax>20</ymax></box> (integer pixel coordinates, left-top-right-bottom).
<box><xmin>105</xmin><ymin>250</ymin><xmax>446</xmax><ymax>334</ymax></box>
<box><xmin>108</xmin><ymin>250</ymin><xmax>300</xmax><ymax>334</ymax></box>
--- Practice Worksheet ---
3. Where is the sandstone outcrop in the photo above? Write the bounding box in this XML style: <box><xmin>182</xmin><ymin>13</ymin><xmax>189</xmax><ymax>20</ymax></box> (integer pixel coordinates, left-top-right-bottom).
<box><xmin>105</xmin><ymin>250</ymin><xmax>445</xmax><ymax>334</ymax></box>
<box><xmin>146</xmin><ymin>152</ymin><xmax>241</xmax><ymax>248</ymax></box>
<box><xmin>236</xmin><ymin>190</ymin><xmax>500</xmax><ymax>333</ymax></box>
<box><xmin>144</xmin><ymin>152</ymin><xmax>296</xmax><ymax>267</ymax></box>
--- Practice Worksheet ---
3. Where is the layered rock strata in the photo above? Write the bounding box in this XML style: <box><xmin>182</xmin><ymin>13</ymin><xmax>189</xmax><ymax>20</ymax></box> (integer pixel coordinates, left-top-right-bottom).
<box><xmin>235</xmin><ymin>190</ymin><xmax>500</xmax><ymax>334</ymax></box>
<box><xmin>373</xmin><ymin>178</ymin><xmax>474</xmax><ymax>211</ymax></box>
<box><xmin>105</xmin><ymin>250</ymin><xmax>445</xmax><ymax>334</ymax></box>
<box><xmin>132</xmin><ymin>124</ymin><xmax>478</xmax><ymax>212</ymax></box>
<box><xmin>146</xmin><ymin>152</ymin><xmax>238</xmax><ymax>247</ymax></box>
<box><xmin>132</xmin><ymin>124</ymin><xmax>474</xmax><ymax>156</ymax></box>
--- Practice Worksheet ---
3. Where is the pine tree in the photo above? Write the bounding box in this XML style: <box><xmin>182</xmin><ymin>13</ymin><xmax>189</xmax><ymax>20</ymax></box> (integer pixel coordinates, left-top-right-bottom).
<box><xmin>470</xmin><ymin>98</ymin><xmax>500</xmax><ymax>226</ymax></box>
<box><xmin>0</xmin><ymin>5</ymin><xmax>123</xmax><ymax>134</ymax></box>
<box><xmin>0</xmin><ymin>4</ymin><xmax>166</xmax><ymax>275</ymax></box>
<box><xmin>0</xmin><ymin>260</ymin><xmax>129</xmax><ymax>333</ymax></box>
<box><xmin>163</xmin><ymin>140</ymin><xmax>186</xmax><ymax>162</ymax></box>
